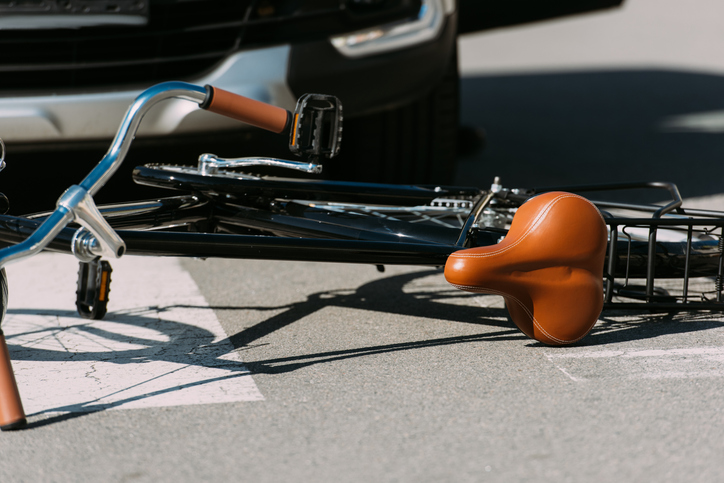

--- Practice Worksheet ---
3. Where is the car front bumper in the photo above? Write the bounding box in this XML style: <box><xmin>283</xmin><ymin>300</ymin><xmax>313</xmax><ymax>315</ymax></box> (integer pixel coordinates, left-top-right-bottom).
<box><xmin>0</xmin><ymin>0</ymin><xmax>456</xmax><ymax>146</ymax></box>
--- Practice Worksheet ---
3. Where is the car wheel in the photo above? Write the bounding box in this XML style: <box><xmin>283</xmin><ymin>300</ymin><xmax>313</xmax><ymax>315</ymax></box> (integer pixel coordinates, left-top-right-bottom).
<box><xmin>325</xmin><ymin>48</ymin><xmax>459</xmax><ymax>186</ymax></box>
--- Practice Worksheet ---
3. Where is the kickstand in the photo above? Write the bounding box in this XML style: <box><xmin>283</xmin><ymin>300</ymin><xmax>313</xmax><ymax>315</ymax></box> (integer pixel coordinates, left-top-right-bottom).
<box><xmin>76</xmin><ymin>259</ymin><xmax>112</xmax><ymax>320</ymax></box>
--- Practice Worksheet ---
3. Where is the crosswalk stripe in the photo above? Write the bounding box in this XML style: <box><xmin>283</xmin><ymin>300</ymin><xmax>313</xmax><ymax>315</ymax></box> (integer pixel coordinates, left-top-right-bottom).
<box><xmin>3</xmin><ymin>252</ymin><xmax>263</xmax><ymax>416</ymax></box>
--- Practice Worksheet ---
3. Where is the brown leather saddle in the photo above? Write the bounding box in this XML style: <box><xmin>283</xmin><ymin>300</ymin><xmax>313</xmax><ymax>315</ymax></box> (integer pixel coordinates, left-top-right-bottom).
<box><xmin>445</xmin><ymin>192</ymin><xmax>608</xmax><ymax>345</ymax></box>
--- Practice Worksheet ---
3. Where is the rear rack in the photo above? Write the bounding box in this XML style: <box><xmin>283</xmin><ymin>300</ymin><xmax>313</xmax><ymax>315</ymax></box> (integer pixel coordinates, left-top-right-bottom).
<box><xmin>505</xmin><ymin>181</ymin><xmax>724</xmax><ymax>311</ymax></box>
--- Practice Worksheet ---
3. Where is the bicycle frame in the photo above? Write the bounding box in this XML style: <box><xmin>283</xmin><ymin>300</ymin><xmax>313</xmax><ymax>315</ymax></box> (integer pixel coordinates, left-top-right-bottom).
<box><xmin>0</xmin><ymin>83</ymin><xmax>207</xmax><ymax>268</ymax></box>
<box><xmin>1</xmin><ymin>81</ymin><xmax>724</xmax><ymax>430</ymax></box>
<box><xmin>2</xmin><ymin>175</ymin><xmax>722</xmax><ymax>308</ymax></box>
<box><xmin>0</xmin><ymin>80</ymin><xmax>719</xmax><ymax>307</ymax></box>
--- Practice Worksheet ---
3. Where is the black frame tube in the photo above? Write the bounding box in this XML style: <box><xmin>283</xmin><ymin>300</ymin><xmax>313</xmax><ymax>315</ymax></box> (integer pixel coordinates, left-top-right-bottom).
<box><xmin>2</xmin><ymin>180</ymin><xmax>724</xmax><ymax>312</ymax></box>
<box><xmin>121</xmin><ymin>231</ymin><xmax>454</xmax><ymax>266</ymax></box>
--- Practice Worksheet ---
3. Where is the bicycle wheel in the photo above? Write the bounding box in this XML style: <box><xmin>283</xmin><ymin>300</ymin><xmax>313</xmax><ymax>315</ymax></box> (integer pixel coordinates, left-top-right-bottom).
<box><xmin>132</xmin><ymin>163</ymin><xmax>487</xmax><ymax>245</ymax></box>
<box><xmin>133</xmin><ymin>164</ymin><xmax>481</xmax><ymax>207</ymax></box>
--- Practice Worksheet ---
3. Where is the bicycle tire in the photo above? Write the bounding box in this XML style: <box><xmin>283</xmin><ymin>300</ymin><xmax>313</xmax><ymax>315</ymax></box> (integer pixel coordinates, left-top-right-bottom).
<box><xmin>135</xmin><ymin>167</ymin><xmax>724</xmax><ymax>306</ymax></box>
<box><xmin>132</xmin><ymin>164</ymin><xmax>480</xmax><ymax>207</ymax></box>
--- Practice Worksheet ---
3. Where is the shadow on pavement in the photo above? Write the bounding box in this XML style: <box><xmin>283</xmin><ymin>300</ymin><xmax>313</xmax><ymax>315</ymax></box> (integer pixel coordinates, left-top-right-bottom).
<box><xmin>584</xmin><ymin>310</ymin><xmax>724</xmax><ymax>346</ymax></box>
<box><xmin>217</xmin><ymin>269</ymin><xmax>724</xmax><ymax>371</ymax></box>
<box><xmin>9</xmin><ymin>266</ymin><xmax>724</xmax><ymax>427</ymax></box>
<box><xmin>456</xmin><ymin>68</ymin><xmax>724</xmax><ymax>202</ymax></box>
<box><xmin>525</xmin><ymin>309</ymin><xmax>724</xmax><ymax>348</ymax></box>
<box><xmin>226</xmin><ymin>269</ymin><xmax>515</xmax><ymax>350</ymax></box>
<box><xmin>13</xmin><ymin>268</ymin><xmax>719</xmax><ymax>368</ymax></box>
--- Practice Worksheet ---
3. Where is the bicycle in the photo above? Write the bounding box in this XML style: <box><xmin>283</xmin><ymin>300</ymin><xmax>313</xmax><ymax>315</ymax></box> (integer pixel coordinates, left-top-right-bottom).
<box><xmin>0</xmin><ymin>81</ymin><xmax>722</xmax><ymax>430</ymax></box>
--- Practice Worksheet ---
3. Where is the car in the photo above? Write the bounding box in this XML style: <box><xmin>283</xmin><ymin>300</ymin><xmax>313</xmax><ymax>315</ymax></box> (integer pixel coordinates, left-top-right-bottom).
<box><xmin>0</xmin><ymin>1</ymin><xmax>458</xmax><ymax>191</ymax></box>
<box><xmin>0</xmin><ymin>0</ymin><xmax>622</xmax><ymax>214</ymax></box>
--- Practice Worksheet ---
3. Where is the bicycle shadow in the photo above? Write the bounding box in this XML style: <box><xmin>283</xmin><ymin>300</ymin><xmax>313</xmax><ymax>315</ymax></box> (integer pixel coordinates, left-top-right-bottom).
<box><xmin>582</xmin><ymin>310</ymin><xmax>724</xmax><ymax>346</ymax></box>
<box><xmin>223</xmin><ymin>269</ymin><xmax>516</xmax><ymax>346</ymax></box>
<box><xmin>6</xmin><ymin>308</ymin><xmax>218</xmax><ymax>363</ymax></box>
<box><xmin>19</xmin><ymin>372</ymin><xmax>251</xmax><ymax>429</ymax></box>
<box><xmin>4</xmin><ymin>268</ymin><xmax>518</xmax><ymax>427</ymax></box>
<box><xmin>8</xmin><ymin>266</ymin><xmax>724</xmax><ymax>427</ymax></box>
<box><xmin>193</xmin><ymin>267</ymin><xmax>724</xmax><ymax>371</ymax></box>
<box><xmin>4</xmin><ymin>306</ymin><xmax>255</xmax><ymax>426</ymax></box>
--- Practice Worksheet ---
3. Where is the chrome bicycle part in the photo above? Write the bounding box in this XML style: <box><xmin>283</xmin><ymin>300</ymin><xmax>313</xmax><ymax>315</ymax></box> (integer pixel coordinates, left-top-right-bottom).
<box><xmin>57</xmin><ymin>185</ymin><xmax>126</xmax><ymax>261</ymax></box>
<box><xmin>0</xmin><ymin>138</ymin><xmax>6</xmax><ymax>172</ymax></box>
<box><xmin>0</xmin><ymin>208</ymin><xmax>75</xmax><ymax>268</ymax></box>
<box><xmin>71</xmin><ymin>229</ymin><xmax>106</xmax><ymax>263</ymax></box>
<box><xmin>80</xmin><ymin>82</ymin><xmax>207</xmax><ymax>197</ymax></box>
<box><xmin>0</xmin><ymin>82</ymin><xmax>208</xmax><ymax>269</ymax></box>
<box><xmin>302</xmin><ymin>201</ymin><xmax>472</xmax><ymax>230</ymax></box>
<box><xmin>197</xmin><ymin>153</ymin><xmax>322</xmax><ymax>176</ymax></box>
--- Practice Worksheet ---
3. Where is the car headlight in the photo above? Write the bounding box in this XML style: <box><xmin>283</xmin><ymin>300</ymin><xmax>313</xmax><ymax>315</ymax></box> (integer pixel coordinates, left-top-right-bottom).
<box><xmin>330</xmin><ymin>0</ymin><xmax>454</xmax><ymax>58</ymax></box>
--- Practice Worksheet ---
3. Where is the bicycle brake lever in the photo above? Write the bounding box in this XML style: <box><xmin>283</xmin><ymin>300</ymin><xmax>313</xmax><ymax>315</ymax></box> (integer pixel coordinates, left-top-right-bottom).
<box><xmin>198</xmin><ymin>153</ymin><xmax>323</xmax><ymax>175</ymax></box>
<box><xmin>57</xmin><ymin>185</ymin><xmax>126</xmax><ymax>262</ymax></box>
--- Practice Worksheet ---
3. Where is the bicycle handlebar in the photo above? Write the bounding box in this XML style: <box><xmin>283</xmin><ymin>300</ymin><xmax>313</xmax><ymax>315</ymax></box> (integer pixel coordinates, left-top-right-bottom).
<box><xmin>0</xmin><ymin>81</ymin><xmax>292</xmax><ymax>270</ymax></box>
<box><xmin>200</xmin><ymin>85</ymin><xmax>291</xmax><ymax>134</ymax></box>
<box><xmin>0</xmin><ymin>80</ymin><xmax>301</xmax><ymax>432</ymax></box>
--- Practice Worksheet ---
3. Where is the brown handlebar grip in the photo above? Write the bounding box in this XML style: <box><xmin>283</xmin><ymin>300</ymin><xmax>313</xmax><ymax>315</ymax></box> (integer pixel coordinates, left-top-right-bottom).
<box><xmin>201</xmin><ymin>85</ymin><xmax>291</xmax><ymax>134</ymax></box>
<box><xmin>0</xmin><ymin>331</ymin><xmax>26</xmax><ymax>430</ymax></box>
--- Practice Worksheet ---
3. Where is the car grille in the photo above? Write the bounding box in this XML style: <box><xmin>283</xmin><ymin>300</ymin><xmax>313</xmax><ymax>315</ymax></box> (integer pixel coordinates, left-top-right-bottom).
<box><xmin>0</xmin><ymin>0</ymin><xmax>419</xmax><ymax>93</ymax></box>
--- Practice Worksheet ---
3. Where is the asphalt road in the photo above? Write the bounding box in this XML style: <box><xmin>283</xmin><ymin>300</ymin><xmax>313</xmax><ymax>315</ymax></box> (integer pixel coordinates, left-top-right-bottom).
<box><xmin>3</xmin><ymin>1</ymin><xmax>724</xmax><ymax>482</ymax></box>
<box><xmin>455</xmin><ymin>0</ymin><xmax>724</xmax><ymax>200</ymax></box>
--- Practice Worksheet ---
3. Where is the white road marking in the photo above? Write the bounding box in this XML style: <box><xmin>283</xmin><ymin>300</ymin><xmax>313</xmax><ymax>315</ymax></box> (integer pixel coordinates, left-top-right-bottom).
<box><xmin>3</xmin><ymin>253</ymin><xmax>263</xmax><ymax>416</ymax></box>
<box><xmin>544</xmin><ymin>355</ymin><xmax>585</xmax><ymax>382</ymax></box>
<box><xmin>546</xmin><ymin>346</ymin><xmax>724</xmax><ymax>382</ymax></box>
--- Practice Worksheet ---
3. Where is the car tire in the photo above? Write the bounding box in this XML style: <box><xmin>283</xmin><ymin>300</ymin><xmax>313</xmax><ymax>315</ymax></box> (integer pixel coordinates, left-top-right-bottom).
<box><xmin>324</xmin><ymin>48</ymin><xmax>459</xmax><ymax>186</ymax></box>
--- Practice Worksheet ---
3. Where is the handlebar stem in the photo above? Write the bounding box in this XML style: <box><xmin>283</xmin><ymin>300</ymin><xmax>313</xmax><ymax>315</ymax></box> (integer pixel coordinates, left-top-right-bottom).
<box><xmin>0</xmin><ymin>82</ymin><xmax>208</xmax><ymax>269</ymax></box>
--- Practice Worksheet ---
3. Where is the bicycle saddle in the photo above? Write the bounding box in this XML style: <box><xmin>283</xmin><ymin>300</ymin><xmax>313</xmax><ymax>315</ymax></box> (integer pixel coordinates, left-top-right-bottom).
<box><xmin>445</xmin><ymin>192</ymin><xmax>607</xmax><ymax>345</ymax></box>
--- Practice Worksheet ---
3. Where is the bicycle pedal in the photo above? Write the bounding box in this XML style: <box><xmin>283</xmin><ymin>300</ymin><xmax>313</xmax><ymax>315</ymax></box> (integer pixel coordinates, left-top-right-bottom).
<box><xmin>76</xmin><ymin>259</ymin><xmax>112</xmax><ymax>320</ymax></box>
<box><xmin>289</xmin><ymin>93</ymin><xmax>342</xmax><ymax>161</ymax></box>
